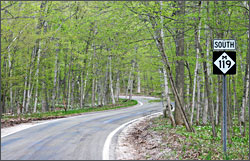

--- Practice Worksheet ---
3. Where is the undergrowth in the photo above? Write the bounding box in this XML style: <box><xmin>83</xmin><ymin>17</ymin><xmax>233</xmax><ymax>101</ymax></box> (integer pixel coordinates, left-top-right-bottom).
<box><xmin>151</xmin><ymin>116</ymin><xmax>249</xmax><ymax>160</ymax></box>
<box><xmin>1</xmin><ymin>99</ymin><xmax>138</xmax><ymax>121</ymax></box>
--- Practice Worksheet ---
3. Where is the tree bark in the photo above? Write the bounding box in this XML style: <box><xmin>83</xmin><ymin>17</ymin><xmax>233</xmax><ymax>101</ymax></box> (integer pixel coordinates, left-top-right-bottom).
<box><xmin>202</xmin><ymin>52</ymin><xmax>217</xmax><ymax>137</ymax></box>
<box><xmin>25</xmin><ymin>48</ymin><xmax>35</xmax><ymax>113</ymax></box>
<box><xmin>129</xmin><ymin>61</ymin><xmax>135</xmax><ymax>100</ymax></box>
<box><xmin>71</xmin><ymin>74</ymin><xmax>75</xmax><ymax>109</ymax></box>
<box><xmin>196</xmin><ymin>70</ymin><xmax>201</xmax><ymax>125</ymax></box>
<box><xmin>115</xmin><ymin>70</ymin><xmax>120</xmax><ymax>102</ymax></box>
<box><xmin>163</xmin><ymin>67</ymin><xmax>176</xmax><ymax>127</ymax></box>
<box><xmin>240</xmin><ymin>64</ymin><xmax>249</xmax><ymax>136</ymax></box>
<box><xmin>190</xmin><ymin>3</ymin><xmax>201</xmax><ymax>125</ymax></box>
<box><xmin>109</xmin><ymin>55</ymin><xmax>116</xmax><ymax>104</ymax></box>
<box><xmin>137</xmin><ymin>68</ymin><xmax>141</xmax><ymax>94</ymax></box>
<box><xmin>33</xmin><ymin>1</ymin><xmax>47</xmax><ymax>113</ymax></box>
<box><xmin>174</xmin><ymin>1</ymin><xmax>185</xmax><ymax>126</ymax></box>
<box><xmin>52</xmin><ymin>44</ymin><xmax>59</xmax><ymax>111</ymax></box>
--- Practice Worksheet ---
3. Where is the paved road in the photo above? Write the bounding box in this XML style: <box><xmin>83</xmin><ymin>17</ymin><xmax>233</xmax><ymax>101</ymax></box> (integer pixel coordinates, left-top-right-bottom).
<box><xmin>1</xmin><ymin>96</ymin><xmax>162</xmax><ymax>160</ymax></box>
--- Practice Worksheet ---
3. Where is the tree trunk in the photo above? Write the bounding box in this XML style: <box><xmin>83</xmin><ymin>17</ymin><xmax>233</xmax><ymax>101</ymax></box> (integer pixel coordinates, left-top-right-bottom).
<box><xmin>8</xmin><ymin>49</ymin><xmax>13</xmax><ymax>113</ymax></box>
<box><xmin>52</xmin><ymin>45</ymin><xmax>59</xmax><ymax>111</ymax></box>
<box><xmin>71</xmin><ymin>75</ymin><xmax>75</xmax><ymax>109</ymax></box>
<box><xmin>109</xmin><ymin>56</ymin><xmax>115</xmax><ymax>104</ymax></box>
<box><xmin>240</xmin><ymin>64</ymin><xmax>249</xmax><ymax>136</ymax></box>
<box><xmin>129</xmin><ymin>61</ymin><xmax>135</xmax><ymax>100</ymax></box>
<box><xmin>67</xmin><ymin>55</ymin><xmax>72</xmax><ymax>109</ymax></box>
<box><xmin>126</xmin><ymin>65</ymin><xmax>132</xmax><ymax>99</ymax></box>
<box><xmin>115</xmin><ymin>70</ymin><xmax>120</xmax><ymax>102</ymax></box>
<box><xmin>174</xmin><ymin>0</ymin><xmax>185</xmax><ymax>126</ymax></box>
<box><xmin>33</xmin><ymin>1</ymin><xmax>47</xmax><ymax>113</ymax></box>
<box><xmin>163</xmin><ymin>67</ymin><xmax>176</xmax><ymax>127</ymax></box>
<box><xmin>41</xmin><ymin>66</ymin><xmax>48</xmax><ymax>112</ymax></box>
<box><xmin>25</xmin><ymin>49</ymin><xmax>35</xmax><ymax>113</ymax></box>
<box><xmin>190</xmin><ymin>5</ymin><xmax>201</xmax><ymax>124</ymax></box>
<box><xmin>202</xmin><ymin>52</ymin><xmax>217</xmax><ymax>137</ymax></box>
<box><xmin>196</xmin><ymin>71</ymin><xmax>201</xmax><ymax>125</ymax></box>
<box><xmin>33</xmin><ymin>43</ymin><xmax>41</xmax><ymax>113</ymax></box>
<box><xmin>22</xmin><ymin>72</ymin><xmax>27</xmax><ymax>113</ymax></box>
<box><xmin>137</xmin><ymin>68</ymin><xmax>141</xmax><ymax>94</ymax></box>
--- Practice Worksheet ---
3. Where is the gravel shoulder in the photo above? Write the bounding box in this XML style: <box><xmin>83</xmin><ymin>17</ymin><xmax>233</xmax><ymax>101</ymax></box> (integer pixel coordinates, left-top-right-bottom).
<box><xmin>115</xmin><ymin>114</ymin><xmax>185</xmax><ymax>160</ymax></box>
<box><xmin>1</xmin><ymin>118</ymin><xmax>65</xmax><ymax>138</ymax></box>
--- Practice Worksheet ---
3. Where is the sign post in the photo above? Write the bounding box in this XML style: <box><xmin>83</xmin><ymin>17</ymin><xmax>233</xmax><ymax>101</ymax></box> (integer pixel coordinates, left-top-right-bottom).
<box><xmin>223</xmin><ymin>74</ymin><xmax>227</xmax><ymax>154</ymax></box>
<box><xmin>213</xmin><ymin>39</ymin><xmax>236</xmax><ymax>156</ymax></box>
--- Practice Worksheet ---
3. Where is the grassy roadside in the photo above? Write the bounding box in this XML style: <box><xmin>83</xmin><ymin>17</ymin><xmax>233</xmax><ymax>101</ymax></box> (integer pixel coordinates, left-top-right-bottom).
<box><xmin>1</xmin><ymin>99</ymin><xmax>137</xmax><ymax>127</ymax></box>
<box><xmin>148</xmin><ymin>99</ymin><xmax>162</xmax><ymax>103</ymax></box>
<box><xmin>150</xmin><ymin>116</ymin><xmax>249</xmax><ymax>160</ymax></box>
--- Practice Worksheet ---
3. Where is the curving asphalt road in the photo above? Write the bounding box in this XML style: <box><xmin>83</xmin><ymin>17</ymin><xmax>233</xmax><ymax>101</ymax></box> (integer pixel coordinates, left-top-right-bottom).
<box><xmin>1</xmin><ymin>96</ymin><xmax>163</xmax><ymax>160</ymax></box>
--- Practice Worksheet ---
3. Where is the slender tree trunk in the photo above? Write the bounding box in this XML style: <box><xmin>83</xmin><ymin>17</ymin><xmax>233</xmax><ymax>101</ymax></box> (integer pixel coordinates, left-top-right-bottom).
<box><xmin>8</xmin><ymin>49</ymin><xmax>13</xmax><ymax>113</ymax></box>
<box><xmin>109</xmin><ymin>56</ymin><xmax>115</xmax><ymax>104</ymax></box>
<box><xmin>55</xmin><ymin>65</ymin><xmax>60</xmax><ymax>105</ymax></box>
<box><xmin>137</xmin><ymin>68</ymin><xmax>141</xmax><ymax>94</ymax></box>
<box><xmin>83</xmin><ymin>71</ymin><xmax>88</xmax><ymax>106</ymax></box>
<box><xmin>129</xmin><ymin>61</ymin><xmax>135</xmax><ymax>100</ymax></box>
<box><xmin>33</xmin><ymin>1</ymin><xmax>47</xmax><ymax>113</ymax></box>
<box><xmin>102</xmin><ymin>63</ymin><xmax>109</xmax><ymax>106</ymax></box>
<box><xmin>52</xmin><ymin>46</ymin><xmax>59</xmax><ymax>111</ymax></box>
<box><xmin>25</xmin><ymin>49</ymin><xmax>35</xmax><ymax>113</ymax></box>
<box><xmin>80</xmin><ymin>71</ymin><xmax>85</xmax><ymax>108</ymax></box>
<box><xmin>240</xmin><ymin>64</ymin><xmax>249</xmax><ymax>136</ymax></box>
<box><xmin>126</xmin><ymin>66</ymin><xmax>132</xmax><ymax>99</ymax></box>
<box><xmin>191</xmin><ymin>1</ymin><xmax>202</xmax><ymax>125</ymax></box>
<box><xmin>33</xmin><ymin>44</ymin><xmax>41</xmax><ymax>113</ymax></box>
<box><xmin>41</xmin><ymin>66</ymin><xmax>48</xmax><ymax>112</ymax></box>
<box><xmin>202</xmin><ymin>74</ymin><xmax>208</xmax><ymax>125</ymax></box>
<box><xmin>71</xmin><ymin>75</ymin><xmax>75</xmax><ymax>109</ymax></box>
<box><xmin>196</xmin><ymin>71</ymin><xmax>201</xmax><ymax>125</ymax></box>
<box><xmin>115</xmin><ymin>70</ymin><xmax>120</xmax><ymax>102</ymax></box>
<box><xmin>190</xmin><ymin>15</ymin><xmax>201</xmax><ymax>125</ymax></box>
<box><xmin>202</xmin><ymin>52</ymin><xmax>216</xmax><ymax>137</ymax></box>
<box><xmin>67</xmin><ymin>55</ymin><xmax>72</xmax><ymax>109</ymax></box>
<box><xmin>91</xmin><ymin>44</ymin><xmax>97</xmax><ymax>107</ymax></box>
<box><xmin>163</xmin><ymin>67</ymin><xmax>176</xmax><ymax>127</ymax></box>
<box><xmin>22</xmin><ymin>72</ymin><xmax>28</xmax><ymax>113</ymax></box>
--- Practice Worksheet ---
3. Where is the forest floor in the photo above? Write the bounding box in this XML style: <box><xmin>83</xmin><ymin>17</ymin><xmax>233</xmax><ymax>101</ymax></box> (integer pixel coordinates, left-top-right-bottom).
<box><xmin>116</xmin><ymin>114</ymin><xmax>249</xmax><ymax>160</ymax></box>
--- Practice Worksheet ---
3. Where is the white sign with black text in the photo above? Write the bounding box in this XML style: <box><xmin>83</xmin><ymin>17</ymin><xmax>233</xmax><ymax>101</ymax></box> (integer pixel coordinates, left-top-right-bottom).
<box><xmin>213</xmin><ymin>39</ymin><xmax>236</xmax><ymax>50</ymax></box>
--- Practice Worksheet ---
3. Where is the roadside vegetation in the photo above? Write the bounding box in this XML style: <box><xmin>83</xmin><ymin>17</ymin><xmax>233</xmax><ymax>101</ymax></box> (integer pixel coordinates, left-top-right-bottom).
<box><xmin>1</xmin><ymin>99</ymin><xmax>137</xmax><ymax>127</ymax></box>
<box><xmin>150</xmin><ymin>116</ymin><xmax>249</xmax><ymax>160</ymax></box>
<box><xmin>148</xmin><ymin>99</ymin><xmax>162</xmax><ymax>103</ymax></box>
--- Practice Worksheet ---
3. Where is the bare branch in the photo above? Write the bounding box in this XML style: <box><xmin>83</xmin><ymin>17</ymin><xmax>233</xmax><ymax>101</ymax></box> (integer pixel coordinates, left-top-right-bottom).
<box><xmin>1</xmin><ymin>2</ymin><xmax>17</xmax><ymax>11</ymax></box>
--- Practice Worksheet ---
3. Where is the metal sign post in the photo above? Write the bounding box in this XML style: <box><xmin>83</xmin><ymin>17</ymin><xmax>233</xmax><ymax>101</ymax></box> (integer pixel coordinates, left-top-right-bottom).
<box><xmin>223</xmin><ymin>75</ymin><xmax>227</xmax><ymax>154</ymax></box>
<box><xmin>213</xmin><ymin>39</ymin><xmax>236</xmax><ymax>156</ymax></box>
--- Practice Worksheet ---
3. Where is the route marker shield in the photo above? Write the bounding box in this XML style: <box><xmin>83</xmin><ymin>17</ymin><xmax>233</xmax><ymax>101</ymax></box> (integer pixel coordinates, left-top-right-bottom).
<box><xmin>213</xmin><ymin>51</ymin><xmax>236</xmax><ymax>75</ymax></box>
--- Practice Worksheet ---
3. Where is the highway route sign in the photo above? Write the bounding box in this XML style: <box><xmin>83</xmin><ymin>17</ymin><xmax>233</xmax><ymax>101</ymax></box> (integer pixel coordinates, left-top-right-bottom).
<box><xmin>213</xmin><ymin>51</ymin><xmax>236</xmax><ymax>75</ymax></box>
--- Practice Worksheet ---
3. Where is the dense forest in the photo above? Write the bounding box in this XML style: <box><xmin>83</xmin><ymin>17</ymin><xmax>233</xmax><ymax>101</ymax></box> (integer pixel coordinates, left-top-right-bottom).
<box><xmin>1</xmin><ymin>1</ymin><xmax>249</xmax><ymax>139</ymax></box>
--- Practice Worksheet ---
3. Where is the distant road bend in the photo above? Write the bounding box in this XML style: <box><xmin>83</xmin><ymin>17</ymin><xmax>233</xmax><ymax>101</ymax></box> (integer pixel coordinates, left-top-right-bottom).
<box><xmin>1</xmin><ymin>96</ymin><xmax>162</xmax><ymax>160</ymax></box>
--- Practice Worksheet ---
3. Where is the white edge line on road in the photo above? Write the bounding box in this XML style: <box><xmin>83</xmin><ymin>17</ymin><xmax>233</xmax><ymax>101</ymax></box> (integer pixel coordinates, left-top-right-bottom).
<box><xmin>1</xmin><ymin>97</ymin><xmax>143</xmax><ymax>138</ymax></box>
<box><xmin>1</xmin><ymin>98</ymin><xmax>143</xmax><ymax>138</ymax></box>
<box><xmin>102</xmin><ymin>100</ymin><xmax>161</xmax><ymax>160</ymax></box>
<box><xmin>1</xmin><ymin>117</ymin><xmax>68</xmax><ymax>138</ymax></box>
<box><xmin>1</xmin><ymin>111</ymin><xmax>106</xmax><ymax>138</ymax></box>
